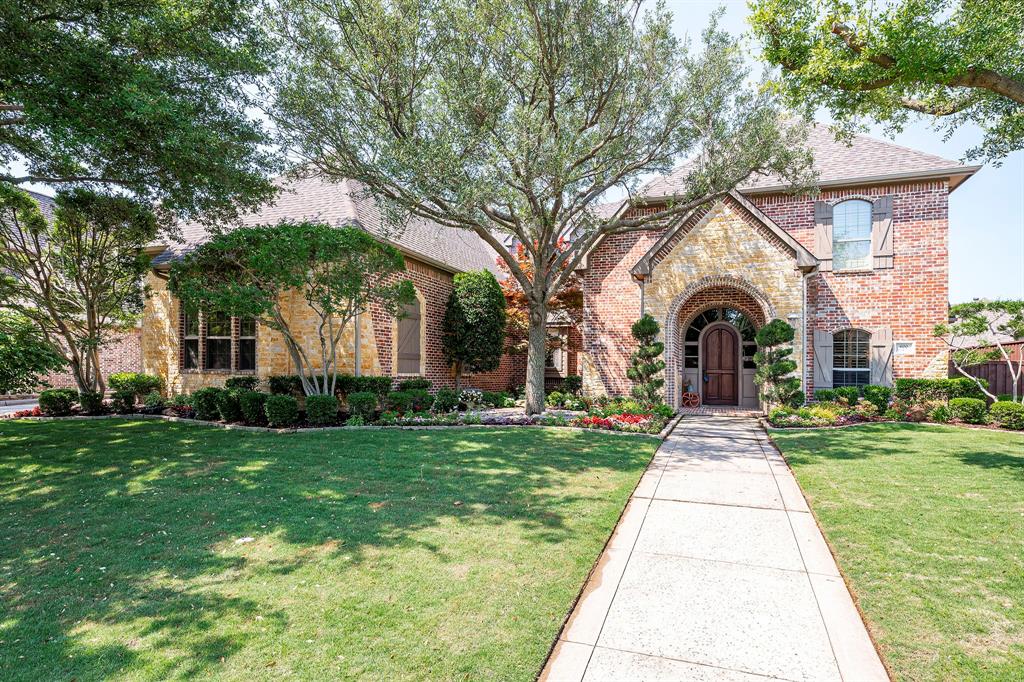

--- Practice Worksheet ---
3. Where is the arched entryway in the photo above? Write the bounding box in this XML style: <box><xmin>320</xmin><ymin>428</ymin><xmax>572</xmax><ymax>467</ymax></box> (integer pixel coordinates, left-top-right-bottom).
<box><xmin>702</xmin><ymin>324</ymin><xmax>739</xmax><ymax>405</ymax></box>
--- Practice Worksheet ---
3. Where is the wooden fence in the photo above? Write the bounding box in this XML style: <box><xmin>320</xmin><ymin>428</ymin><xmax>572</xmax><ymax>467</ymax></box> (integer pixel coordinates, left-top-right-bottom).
<box><xmin>952</xmin><ymin>360</ymin><xmax>1023</xmax><ymax>398</ymax></box>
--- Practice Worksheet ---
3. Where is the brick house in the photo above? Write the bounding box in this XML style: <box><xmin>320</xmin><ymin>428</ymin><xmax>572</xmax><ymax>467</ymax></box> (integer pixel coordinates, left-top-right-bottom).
<box><xmin>578</xmin><ymin>127</ymin><xmax>978</xmax><ymax>409</ymax></box>
<box><xmin>141</xmin><ymin>176</ymin><xmax>521</xmax><ymax>393</ymax></box>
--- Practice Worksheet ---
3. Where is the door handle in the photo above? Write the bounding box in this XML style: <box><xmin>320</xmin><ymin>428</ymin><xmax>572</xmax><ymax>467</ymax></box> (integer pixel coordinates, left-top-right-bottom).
<box><xmin>703</xmin><ymin>374</ymin><xmax>709</xmax><ymax>383</ymax></box>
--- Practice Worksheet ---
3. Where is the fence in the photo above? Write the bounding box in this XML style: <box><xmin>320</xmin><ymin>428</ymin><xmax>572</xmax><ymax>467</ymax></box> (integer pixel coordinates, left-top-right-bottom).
<box><xmin>952</xmin><ymin>360</ymin><xmax>1023</xmax><ymax>399</ymax></box>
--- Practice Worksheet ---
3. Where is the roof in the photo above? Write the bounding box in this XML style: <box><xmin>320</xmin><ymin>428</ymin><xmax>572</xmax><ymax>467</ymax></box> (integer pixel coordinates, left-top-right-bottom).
<box><xmin>26</xmin><ymin>190</ymin><xmax>56</xmax><ymax>221</ymax></box>
<box><xmin>152</xmin><ymin>175</ymin><xmax>499</xmax><ymax>274</ymax></box>
<box><xmin>641</xmin><ymin>125</ymin><xmax>979</xmax><ymax>199</ymax></box>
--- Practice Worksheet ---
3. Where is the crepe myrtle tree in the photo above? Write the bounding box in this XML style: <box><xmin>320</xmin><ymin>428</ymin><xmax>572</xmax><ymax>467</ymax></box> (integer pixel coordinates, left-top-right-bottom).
<box><xmin>167</xmin><ymin>221</ymin><xmax>416</xmax><ymax>396</ymax></box>
<box><xmin>442</xmin><ymin>270</ymin><xmax>508</xmax><ymax>391</ymax></box>
<box><xmin>0</xmin><ymin>185</ymin><xmax>157</xmax><ymax>394</ymax></box>
<box><xmin>936</xmin><ymin>300</ymin><xmax>1024</xmax><ymax>403</ymax></box>
<box><xmin>271</xmin><ymin>0</ymin><xmax>815</xmax><ymax>413</ymax></box>
<box><xmin>0</xmin><ymin>310</ymin><xmax>65</xmax><ymax>395</ymax></box>
<box><xmin>750</xmin><ymin>0</ymin><xmax>1024</xmax><ymax>162</ymax></box>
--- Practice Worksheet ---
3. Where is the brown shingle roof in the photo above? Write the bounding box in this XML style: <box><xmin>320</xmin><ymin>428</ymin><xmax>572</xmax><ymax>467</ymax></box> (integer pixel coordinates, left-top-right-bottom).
<box><xmin>152</xmin><ymin>175</ymin><xmax>498</xmax><ymax>274</ymax></box>
<box><xmin>641</xmin><ymin>125</ymin><xmax>978</xmax><ymax>199</ymax></box>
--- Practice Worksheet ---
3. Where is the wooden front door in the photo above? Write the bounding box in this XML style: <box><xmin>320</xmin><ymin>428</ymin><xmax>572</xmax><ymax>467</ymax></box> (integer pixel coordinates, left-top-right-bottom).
<box><xmin>703</xmin><ymin>326</ymin><xmax>738</xmax><ymax>405</ymax></box>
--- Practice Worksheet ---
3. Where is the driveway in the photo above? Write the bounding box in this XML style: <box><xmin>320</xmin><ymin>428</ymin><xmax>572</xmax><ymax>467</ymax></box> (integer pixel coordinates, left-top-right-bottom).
<box><xmin>0</xmin><ymin>400</ymin><xmax>37</xmax><ymax>417</ymax></box>
<box><xmin>542</xmin><ymin>414</ymin><xmax>889</xmax><ymax>682</ymax></box>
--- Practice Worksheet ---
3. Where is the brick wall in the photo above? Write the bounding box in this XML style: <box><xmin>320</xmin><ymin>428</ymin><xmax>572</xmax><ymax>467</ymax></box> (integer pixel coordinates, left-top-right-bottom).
<box><xmin>23</xmin><ymin>327</ymin><xmax>141</xmax><ymax>395</ymax></box>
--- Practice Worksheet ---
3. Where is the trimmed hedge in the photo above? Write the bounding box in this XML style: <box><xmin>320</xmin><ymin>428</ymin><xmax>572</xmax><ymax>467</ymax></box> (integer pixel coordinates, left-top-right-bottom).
<box><xmin>894</xmin><ymin>377</ymin><xmax>987</xmax><ymax>403</ymax></box>
<box><xmin>216</xmin><ymin>389</ymin><xmax>244</xmax><ymax>423</ymax></box>
<box><xmin>397</xmin><ymin>377</ymin><xmax>431</xmax><ymax>391</ymax></box>
<box><xmin>406</xmin><ymin>389</ymin><xmax>432</xmax><ymax>412</ymax></box>
<box><xmin>264</xmin><ymin>394</ymin><xmax>299</xmax><ymax>428</ymax></box>
<box><xmin>268</xmin><ymin>375</ymin><xmax>303</xmax><ymax>396</ymax></box>
<box><xmin>39</xmin><ymin>388</ymin><xmax>77</xmax><ymax>416</ymax></box>
<box><xmin>347</xmin><ymin>391</ymin><xmax>377</xmax><ymax>421</ymax></box>
<box><xmin>78</xmin><ymin>390</ymin><xmax>105</xmax><ymax>415</ymax></box>
<box><xmin>385</xmin><ymin>390</ymin><xmax>414</xmax><ymax>414</ymax></box>
<box><xmin>862</xmin><ymin>385</ymin><xmax>892</xmax><ymax>412</ymax></box>
<box><xmin>306</xmin><ymin>394</ymin><xmax>339</xmax><ymax>426</ymax></box>
<box><xmin>239</xmin><ymin>391</ymin><xmax>267</xmax><ymax>425</ymax></box>
<box><xmin>108</xmin><ymin>372</ymin><xmax>163</xmax><ymax>402</ymax></box>
<box><xmin>989</xmin><ymin>401</ymin><xmax>1024</xmax><ymax>430</ymax></box>
<box><xmin>191</xmin><ymin>387</ymin><xmax>223</xmax><ymax>421</ymax></box>
<box><xmin>224</xmin><ymin>376</ymin><xmax>260</xmax><ymax>391</ymax></box>
<box><xmin>949</xmin><ymin>397</ymin><xmax>987</xmax><ymax>424</ymax></box>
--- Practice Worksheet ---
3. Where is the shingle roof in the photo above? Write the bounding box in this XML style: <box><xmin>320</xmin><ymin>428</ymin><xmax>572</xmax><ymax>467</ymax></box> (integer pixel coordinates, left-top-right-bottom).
<box><xmin>152</xmin><ymin>175</ymin><xmax>498</xmax><ymax>274</ymax></box>
<box><xmin>26</xmin><ymin>190</ymin><xmax>56</xmax><ymax>221</ymax></box>
<box><xmin>641</xmin><ymin>125</ymin><xmax>978</xmax><ymax>199</ymax></box>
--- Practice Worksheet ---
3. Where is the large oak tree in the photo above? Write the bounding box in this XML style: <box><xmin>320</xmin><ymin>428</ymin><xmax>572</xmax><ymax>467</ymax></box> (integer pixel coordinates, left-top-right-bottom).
<box><xmin>271</xmin><ymin>0</ymin><xmax>814</xmax><ymax>413</ymax></box>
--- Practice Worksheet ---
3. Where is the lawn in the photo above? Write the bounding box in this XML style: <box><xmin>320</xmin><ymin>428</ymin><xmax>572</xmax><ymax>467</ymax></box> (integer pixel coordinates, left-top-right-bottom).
<box><xmin>771</xmin><ymin>423</ymin><xmax>1024</xmax><ymax>682</ymax></box>
<box><xmin>0</xmin><ymin>420</ymin><xmax>656</xmax><ymax>681</ymax></box>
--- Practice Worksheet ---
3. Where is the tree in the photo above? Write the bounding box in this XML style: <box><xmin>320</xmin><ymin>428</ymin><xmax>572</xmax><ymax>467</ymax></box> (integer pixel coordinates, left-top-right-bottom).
<box><xmin>270</xmin><ymin>0</ymin><xmax>815</xmax><ymax>413</ymax></box>
<box><xmin>0</xmin><ymin>0</ymin><xmax>278</xmax><ymax>223</ymax></box>
<box><xmin>0</xmin><ymin>311</ymin><xmax>65</xmax><ymax>395</ymax></box>
<box><xmin>0</xmin><ymin>186</ymin><xmax>156</xmax><ymax>393</ymax></box>
<box><xmin>753</xmin><ymin>319</ymin><xmax>802</xmax><ymax>409</ymax></box>
<box><xmin>167</xmin><ymin>222</ymin><xmax>416</xmax><ymax>396</ymax></box>
<box><xmin>750</xmin><ymin>0</ymin><xmax>1024</xmax><ymax>162</ymax></box>
<box><xmin>442</xmin><ymin>270</ymin><xmax>507</xmax><ymax>390</ymax></box>
<box><xmin>627</xmin><ymin>314</ymin><xmax>665</xmax><ymax>404</ymax></box>
<box><xmin>936</xmin><ymin>300</ymin><xmax>1024</xmax><ymax>403</ymax></box>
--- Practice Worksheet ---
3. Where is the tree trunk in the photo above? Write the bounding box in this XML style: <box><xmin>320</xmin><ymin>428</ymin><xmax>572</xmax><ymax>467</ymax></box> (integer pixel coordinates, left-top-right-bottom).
<box><xmin>525</xmin><ymin>299</ymin><xmax>548</xmax><ymax>415</ymax></box>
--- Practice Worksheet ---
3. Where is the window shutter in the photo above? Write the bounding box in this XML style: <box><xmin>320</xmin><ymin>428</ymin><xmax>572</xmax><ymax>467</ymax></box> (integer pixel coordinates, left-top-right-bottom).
<box><xmin>872</xmin><ymin>195</ymin><xmax>894</xmax><ymax>269</ymax></box>
<box><xmin>813</xmin><ymin>329</ymin><xmax>833</xmax><ymax>390</ymax></box>
<box><xmin>396</xmin><ymin>300</ymin><xmax>421</xmax><ymax>374</ymax></box>
<box><xmin>869</xmin><ymin>327</ymin><xmax>893</xmax><ymax>386</ymax></box>
<box><xmin>814</xmin><ymin>201</ymin><xmax>833</xmax><ymax>272</ymax></box>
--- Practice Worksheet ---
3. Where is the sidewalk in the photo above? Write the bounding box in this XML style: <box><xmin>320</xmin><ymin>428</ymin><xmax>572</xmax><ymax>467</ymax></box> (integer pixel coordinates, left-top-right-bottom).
<box><xmin>541</xmin><ymin>414</ymin><xmax>889</xmax><ymax>682</ymax></box>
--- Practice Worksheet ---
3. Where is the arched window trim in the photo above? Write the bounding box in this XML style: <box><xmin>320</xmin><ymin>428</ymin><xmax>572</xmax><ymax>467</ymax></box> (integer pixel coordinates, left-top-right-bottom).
<box><xmin>680</xmin><ymin>306</ymin><xmax>758</xmax><ymax>371</ymax></box>
<box><xmin>832</xmin><ymin>328</ymin><xmax>871</xmax><ymax>388</ymax></box>
<box><xmin>831</xmin><ymin>199</ymin><xmax>873</xmax><ymax>272</ymax></box>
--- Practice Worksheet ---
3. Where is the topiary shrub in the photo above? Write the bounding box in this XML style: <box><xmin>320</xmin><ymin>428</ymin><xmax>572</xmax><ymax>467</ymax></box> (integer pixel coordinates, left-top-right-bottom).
<box><xmin>627</xmin><ymin>314</ymin><xmax>665</xmax><ymax>403</ymax></box>
<box><xmin>239</xmin><ymin>391</ymin><xmax>267</xmax><ymax>425</ymax></box>
<box><xmin>39</xmin><ymin>388</ymin><xmax>77</xmax><ymax>416</ymax></box>
<box><xmin>989</xmin><ymin>401</ymin><xmax>1024</xmax><ymax>430</ymax></box>
<box><xmin>264</xmin><ymin>394</ymin><xmax>299</xmax><ymax>428</ymax></box>
<box><xmin>225</xmin><ymin>376</ymin><xmax>260</xmax><ymax>391</ymax></box>
<box><xmin>754</xmin><ymin>319</ymin><xmax>801</xmax><ymax>409</ymax></box>
<box><xmin>78</xmin><ymin>390</ymin><xmax>105</xmax><ymax>415</ymax></box>
<box><xmin>385</xmin><ymin>390</ymin><xmax>414</xmax><ymax>414</ymax></box>
<box><xmin>562</xmin><ymin>375</ymin><xmax>583</xmax><ymax>395</ymax></box>
<box><xmin>306</xmin><ymin>394</ymin><xmax>339</xmax><ymax>426</ymax></box>
<box><xmin>949</xmin><ymin>397</ymin><xmax>987</xmax><ymax>424</ymax></box>
<box><xmin>862</xmin><ymin>385</ymin><xmax>892</xmax><ymax>412</ymax></box>
<box><xmin>216</xmin><ymin>389</ymin><xmax>244</xmax><ymax>422</ymax></box>
<box><xmin>398</xmin><ymin>377</ymin><xmax>431</xmax><ymax>391</ymax></box>
<box><xmin>432</xmin><ymin>388</ymin><xmax>459</xmax><ymax>413</ymax></box>
<box><xmin>347</xmin><ymin>391</ymin><xmax>378</xmax><ymax>421</ymax></box>
<box><xmin>191</xmin><ymin>387</ymin><xmax>223</xmax><ymax>421</ymax></box>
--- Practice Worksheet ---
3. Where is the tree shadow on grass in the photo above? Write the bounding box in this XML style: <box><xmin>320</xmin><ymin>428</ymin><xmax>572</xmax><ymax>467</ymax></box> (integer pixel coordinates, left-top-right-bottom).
<box><xmin>0</xmin><ymin>419</ymin><xmax>652</xmax><ymax>680</ymax></box>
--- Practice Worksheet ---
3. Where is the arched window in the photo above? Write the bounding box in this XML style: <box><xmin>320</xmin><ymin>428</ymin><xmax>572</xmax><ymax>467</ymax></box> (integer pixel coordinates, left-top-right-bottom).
<box><xmin>833</xmin><ymin>329</ymin><xmax>870</xmax><ymax>387</ymax></box>
<box><xmin>682</xmin><ymin>307</ymin><xmax>758</xmax><ymax>370</ymax></box>
<box><xmin>396</xmin><ymin>297</ymin><xmax>422</xmax><ymax>375</ymax></box>
<box><xmin>832</xmin><ymin>200</ymin><xmax>872</xmax><ymax>271</ymax></box>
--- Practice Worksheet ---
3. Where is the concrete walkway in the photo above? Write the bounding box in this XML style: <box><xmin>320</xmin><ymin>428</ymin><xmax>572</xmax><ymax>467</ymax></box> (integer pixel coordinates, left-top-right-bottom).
<box><xmin>542</xmin><ymin>415</ymin><xmax>889</xmax><ymax>682</ymax></box>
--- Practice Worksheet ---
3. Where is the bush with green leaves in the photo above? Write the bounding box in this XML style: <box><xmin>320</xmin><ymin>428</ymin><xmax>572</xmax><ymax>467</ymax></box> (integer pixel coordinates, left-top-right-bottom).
<box><xmin>305</xmin><ymin>394</ymin><xmax>339</xmax><ymax>426</ymax></box>
<box><xmin>442</xmin><ymin>270</ymin><xmax>507</xmax><ymax>390</ymax></box>
<box><xmin>264</xmin><ymin>394</ymin><xmax>299</xmax><ymax>428</ymax></box>
<box><xmin>459</xmin><ymin>388</ymin><xmax>484</xmax><ymax>408</ymax></box>
<box><xmin>929</xmin><ymin>403</ymin><xmax>951</xmax><ymax>423</ymax></box>
<box><xmin>949</xmin><ymin>397</ymin><xmax>987</xmax><ymax>424</ymax></box>
<box><xmin>405</xmin><ymin>389</ymin><xmax>432</xmax><ymax>412</ymax></box>
<box><xmin>216</xmin><ymin>389</ymin><xmax>244</xmax><ymax>422</ymax></box>
<box><xmin>0</xmin><ymin>311</ymin><xmax>65</xmax><ymax>395</ymax></box>
<box><xmin>108</xmin><ymin>372</ymin><xmax>163</xmax><ymax>403</ymax></box>
<box><xmin>561</xmin><ymin>375</ymin><xmax>583</xmax><ymax>395</ymax></box>
<box><xmin>545</xmin><ymin>390</ymin><xmax>565</xmax><ymax>408</ymax></box>
<box><xmin>78</xmin><ymin>390</ymin><xmax>105</xmax><ymax>415</ymax></box>
<box><xmin>347</xmin><ymin>391</ymin><xmax>378</xmax><ymax>421</ymax></box>
<box><xmin>627</xmin><ymin>314</ymin><xmax>665</xmax><ymax>403</ymax></box>
<box><xmin>385</xmin><ymin>390</ymin><xmax>414</xmax><ymax>414</ymax></box>
<box><xmin>239</xmin><ymin>391</ymin><xmax>267</xmax><ymax>425</ymax></box>
<box><xmin>110</xmin><ymin>390</ymin><xmax>136</xmax><ymax>413</ymax></box>
<box><xmin>345</xmin><ymin>414</ymin><xmax>366</xmax><ymax>427</ymax></box>
<box><xmin>833</xmin><ymin>386</ymin><xmax>860</xmax><ymax>405</ymax></box>
<box><xmin>143</xmin><ymin>391</ymin><xmax>165</xmax><ymax>409</ymax></box>
<box><xmin>38</xmin><ymin>388</ymin><xmax>77</xmax><ymax>416</ymax></box>
<box><xmin>432</xmin><ymin>389</ymin><xmax>459</xmax><ymax>413</ymax></box>
<box><xmin>352</xmin><ymin>376</ymin><xmax>393</xmax><ymax>399</ymax></box>
<box><xmin>268</xmin><ymin>375</ymin><xmax>303</xmax><ymax>396</ymax></box>
<box><xmin>989</xmin><ymin>401</ymin><xmax>1024</xmax><ymax>430</ymax></box>
<box><xmin>224</xmin><ymin>376</ymin><xmax>260</xmax><ymax>391</ymax></box>
<box><xmin>397</xmin><ymin>377</ymin><xmax>431</xmax><ymax>391</ymax></box>
<box><xmin>894</xmin><ymin>378</ymin><xmax>988</xmax><ymax>404</ymax></box>
<box><xmin>191</xmin><ymin>387</ymin><xmax>223</xmax><ymax>421</ymax></box>
<box><xmin>862</xmin><ymin>385</ymin><xmax>893</xmax><ymax>412</ymax></box>
<box><xmin>754</xmin><ymin>319</ymin><xmax>801</xmax><ymax>409</ymax></box>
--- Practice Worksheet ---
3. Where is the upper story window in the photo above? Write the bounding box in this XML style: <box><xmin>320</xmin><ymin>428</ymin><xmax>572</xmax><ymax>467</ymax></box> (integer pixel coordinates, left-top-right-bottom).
<box><xmin>833</xmin><ymin>329</ymin><xmax>870</xmax><ymax>388</ymax></box>
<box><xmin>396</xmin><ymin>298</ymin><xmax>422</xmax><ymax>375</ymax></box>
<box><xmin>180</xmin><ymin>309</ymin><xmax>256</xmax><ymax>372</ymax></box>
<box><xmin>832</xmin><ymin>200</ymin><xmax>872</xmax><ymax>271</ymax></box>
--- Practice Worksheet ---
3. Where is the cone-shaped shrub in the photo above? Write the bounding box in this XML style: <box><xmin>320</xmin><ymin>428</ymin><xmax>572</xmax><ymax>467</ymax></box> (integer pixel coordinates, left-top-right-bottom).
<box><xmin>627</xmin><ymin>314</ymin><xmax>665</xmax><ymax>404</ymax></box>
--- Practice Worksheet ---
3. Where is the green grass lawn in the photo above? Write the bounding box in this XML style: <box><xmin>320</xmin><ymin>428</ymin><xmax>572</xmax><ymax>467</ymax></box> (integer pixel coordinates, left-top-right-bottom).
<box><xmin>0</xmin><ymin>420</ymin><xmax>656</xmax><ymax>681</ymax></box>
<box><xmin>771</xmin><ymin>423</ymin><xmax>1024</xmax><ymax>682</ymax></box>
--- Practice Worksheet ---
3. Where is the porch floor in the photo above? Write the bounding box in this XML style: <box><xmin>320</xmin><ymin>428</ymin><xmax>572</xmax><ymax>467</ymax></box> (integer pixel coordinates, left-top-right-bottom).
<box><xmin>677</xmin><ymin>405</ymin><xmax>763</xmax><ymax>417</ymax></box>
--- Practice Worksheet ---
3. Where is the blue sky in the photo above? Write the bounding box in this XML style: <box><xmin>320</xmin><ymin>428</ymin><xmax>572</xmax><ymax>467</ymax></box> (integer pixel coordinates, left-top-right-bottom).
<box><xmin>666</xmin><ymin>0</ymin><xmax>1024</xmax><ymax>303</ymax></box>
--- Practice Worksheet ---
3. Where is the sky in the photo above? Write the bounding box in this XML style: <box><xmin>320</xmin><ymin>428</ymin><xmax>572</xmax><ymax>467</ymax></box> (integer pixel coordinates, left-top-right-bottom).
<box><xmin>663</xmin><ymin>0</ymin><xmax>1024</xmax><ymax>304</ymax></box>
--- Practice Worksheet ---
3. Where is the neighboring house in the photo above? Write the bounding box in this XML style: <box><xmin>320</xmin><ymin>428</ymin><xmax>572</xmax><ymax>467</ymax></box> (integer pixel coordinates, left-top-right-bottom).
<box><xmin>577</xmin><ymin>126</ymin><xmax>979</xmax><ymax>409</ymax></box>
<box><xmin>141</xmin><ymin>176</ymin><xmax>519</xmax><ymax>393</ymax></box>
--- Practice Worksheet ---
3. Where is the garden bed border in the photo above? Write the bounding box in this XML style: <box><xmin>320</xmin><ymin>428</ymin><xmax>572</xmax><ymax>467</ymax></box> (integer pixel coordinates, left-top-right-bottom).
<box><xmin>759</xmin><ymin>416</ymin><xmax>1022</xmax><ymax>435</ymax></box>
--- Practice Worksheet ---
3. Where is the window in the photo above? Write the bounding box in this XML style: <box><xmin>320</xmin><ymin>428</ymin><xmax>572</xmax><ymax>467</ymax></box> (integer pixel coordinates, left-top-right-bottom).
<box><xmin>179</xmin><ymin>309</ymin><xmax>257</xmax><ymax>372</ymax></box>
<box><xmin>833</xmin><ymin>329</ymin><xmax>870</xmax><ymax>387</ymax></box>
<box><xmin>832</xmin><ymin>200</ymin><xmax>872</xmax><ymax>271</ymax></box>
<box><xmin>396</xmin><ymin>298</ymin><xmax>422</xmax><ymax>375</ymax></box>
<box><xmin>682</xmin><ymin>307</ymin><xmax>757</xmax><ymax>369</ymax></box>
<box><xmin>545</xmin><ymin>328</ymin><xmax>568</xmax><ymax>375</ymax></box>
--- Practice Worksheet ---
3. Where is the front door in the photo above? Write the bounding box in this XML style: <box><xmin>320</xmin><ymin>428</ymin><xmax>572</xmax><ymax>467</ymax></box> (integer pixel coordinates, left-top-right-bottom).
<box><xmin>703</xmin><ymin>326</ymin><xmax>738</xmax><ymax>405</ymax></box>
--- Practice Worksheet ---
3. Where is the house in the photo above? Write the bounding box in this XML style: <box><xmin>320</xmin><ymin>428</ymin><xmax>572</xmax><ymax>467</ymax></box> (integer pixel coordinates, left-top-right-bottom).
<box><xmin>141</xmin><ymin>176</ymin><xmax>519</xmax><ymax>393</ymax></box>
<box><xmin>577</xmin><ymin>126</ymin><xmax>978</xmax><ymax>409</ymax></box>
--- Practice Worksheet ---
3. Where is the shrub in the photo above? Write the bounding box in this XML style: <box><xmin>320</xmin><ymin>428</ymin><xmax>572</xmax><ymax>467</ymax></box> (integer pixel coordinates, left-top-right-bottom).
<box><xmin>345</xmin><ymin>414</ymin><xmax>366</xmax><ymax>427</ymax></box>
<box><xmin>239</xmin><ymin>391</ymin><xmax>267</xmax><ymax>424</ymax></box>
<box><xmin>949</xmin><ymin>397</ymin><xmax>987</xmax><ymax>424</ymax></box>
<box><xmin>354</xmin><ymin>375</ymin><xmax>393</xmax><ymax>399</ymax></box>
<box><xmin>264</xmin><ymin>394</ymin><xmax>299</xmax><ymax>428</ymax></box>
<box><xmin>862</xmin><ymin>385</ymin><xmax>892</xmax><ymax>412</ymax></box>
<box><xmin>787</xmin><ymin>390</ymin><xmax>805</xmax><ymax>408</ymax></box>
<box><xmin>224</xmin><ymin>376</ymin><xmax>260</xmax><ymax>391</ymax></box>
<box><xmin>385</xmin><ymin>390</ymin><xmax>414</xmax><ymax>414</ymax></box>
<box><xmin>216</xmin><ymin>389</ymin><xmax>244</xmax><ymax>422</ymax></box>
<box><xmin>460</xmin><ymin>388</ymin><xmax>484</xmax><ymax>408</ymax></box>
<box><xmin>894</xmin><ymin>377</ymin><xmax>988</xmax><ymax>403</ymax></box>
<box><xmin>814</xmin><ymin>388</ymin><xmax>837</xmax><ymax>402</ymax></box>
<box><xmin>406</xmin><ymin>389</ymin><xmax>432</xmax><ymax>412</ymax></box>
<box><xmin>38</xmin><ymin>388</ymin><xmax>77</xmax><ymax>416</ymax></box>
<box><xmin>545</xmin><ymin>390</ymin><xmax>565</xmax><ymax>408</ymax></box>
<box><xmin>562</xmin><ymin>374</ymin><xmax>583</xmax><ymax>395</ymax></box>
<box><xmin>398</xmin><ymin>377</ymin><xmax>431</xmax><ymax>391</ymax></box>
<box><xmin>346</xmin><ymin>391</ymin><xmax>378</xmax><ymax>421</ymax></box>
<box><xmin>306</xmin><ymin>394</ymin><xmax>339</xmax><ymax>426</ymax></box>
<box><xmin>853</xmin><ymin>399</ymin><xmax>878</xmax><ymax>419</ymax></box>
<box><xmin>833</xmin><ymin>386</ymin><xmax>861</xmax><ymax>405</ymax></box>
<box><xmin>143</xmin><ymin>391</ymin><xmax>165</xmax><ymax>409</ymax></box>
<box><xmin>628</xmin><ymin>314</ymin><xmax>665</xmax><ymax>402</ymax></box>
<box><xmin>78</xmin><ymin>390</ymin><xmax>105</xmax><ymax>415</ymax></box>
<box><xmin>929</xmin><ymin>403</ymin><xmax>951</xmax><ymax>423</ymax></box>
<box><xmin>996</xmin><ymin>393</ymin><xmax>1014</xmax><ymax>402</ymax></box>
<box><xmin>753</xmin><ymin>319</ymin><xmax>801</xmax><ymax>408</ymax></box>
<box><xmin>480</xmin><ymin>391</ymin><xmax>503</xmax><ymax>408</ymax></box>
<box><xmin>562</xmin><ymin>395</ymin><xmax>588</xmax><ymax>411</ymax></box>
<box><xmin>989</xmin><ymin>401</ymin><xmax>1024</xmax><ymax>430</ymax></box>
<box><xmin>377</xmin><ymin>410</ymin><xmax>399</xmax><ymax>425</ymax></box>
<box><xmin>108</xmin><ymin>372</ymin><xmax>163</xmax><ymax>401</ymax></box>
<box><xmin>268</xmin><ymin>375</ymin><xmax>303</xmax><ymax>396</ymax></box>
<box><xmin>110</xmin><ymin>389</ymin><xmax>136</xmax><ymax>413</ymax></box>
<box><xmin>432</xmin><ymin>388</ymin><xmax>459</xmax><ymax>413</ymax></box>
<box><xmin>651</xmin><ymin>402</ymin><xmax>675</xmax><ymax>418</ymax></box>
<box><xmin>191</xmin><ymin>387</ymin><xmax>223</xmax><ymax>421</ymax></box>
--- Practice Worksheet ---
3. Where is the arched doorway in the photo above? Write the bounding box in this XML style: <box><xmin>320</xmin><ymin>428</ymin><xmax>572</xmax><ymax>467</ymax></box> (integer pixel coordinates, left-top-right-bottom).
<box><xmin>702</xmin><ymin>324</ymin><xmax>738</xmax><ymax>405</ymax></box>
<box><xmin>678</xmin><ymin>306</ymin><xmax>759</xmax><ymax>407</ymax></box>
